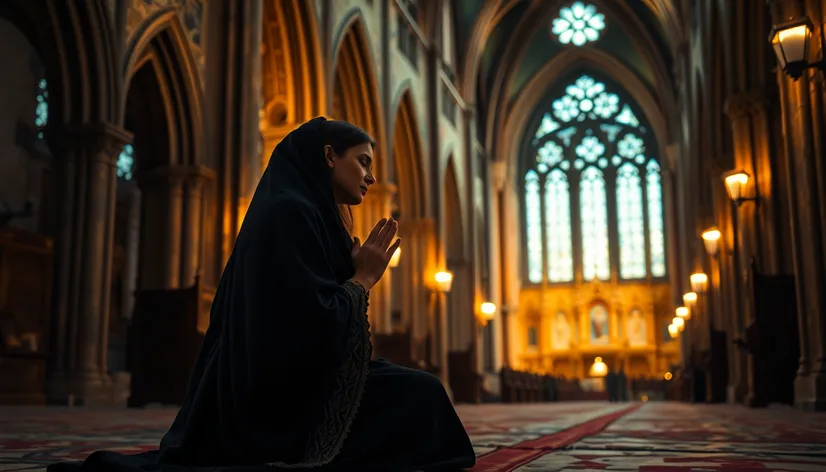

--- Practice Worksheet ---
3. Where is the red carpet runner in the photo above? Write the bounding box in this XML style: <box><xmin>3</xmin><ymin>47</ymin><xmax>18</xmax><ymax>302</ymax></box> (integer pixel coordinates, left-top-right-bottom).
<box><xmin>469</xmin><ymin>404</ymin><xmax>642</xmax><ymax>472</ymax></box>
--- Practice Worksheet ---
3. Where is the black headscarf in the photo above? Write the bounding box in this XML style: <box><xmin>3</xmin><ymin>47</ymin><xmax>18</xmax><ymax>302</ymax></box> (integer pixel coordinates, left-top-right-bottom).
<box><xmin>155</xmin><ymin>117</ymin><xmax>373</xmax><ymax>468</ymax></box>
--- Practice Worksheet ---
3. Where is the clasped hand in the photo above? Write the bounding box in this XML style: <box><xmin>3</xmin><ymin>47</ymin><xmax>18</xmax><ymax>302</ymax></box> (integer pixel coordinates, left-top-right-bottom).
<box><xmin>350</xmin><ymin>218</ymin><xmax>402</xmax><ymax>291</ymax></box>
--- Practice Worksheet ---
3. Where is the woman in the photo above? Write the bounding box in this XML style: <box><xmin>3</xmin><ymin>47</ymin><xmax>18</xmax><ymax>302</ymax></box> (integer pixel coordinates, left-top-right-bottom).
<box><xmin>50</xmin><ymin>118</ymin><xmax>476</xmax><ymax>472</ymax></box>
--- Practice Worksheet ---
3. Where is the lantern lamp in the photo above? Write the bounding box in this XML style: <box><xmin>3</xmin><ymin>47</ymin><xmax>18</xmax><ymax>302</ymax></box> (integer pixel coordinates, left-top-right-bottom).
<box><xmin>769</xmin><ymin>17</ymin><xmax>825</xmax><ymax>80</ymax></box>
<box><xmin>690</xmin><ymin>272</ymin><xmax>708</xmax><ymax>293</ymax></box>
<box><xmin>434</xmin><ymin>271</ymin><xmax>453</xmax><ymax>292</ymax></box>
<box><xmin>701</xmin><ymin>228</ymin><xmax>722</xmax><ymax>257</ymax></box>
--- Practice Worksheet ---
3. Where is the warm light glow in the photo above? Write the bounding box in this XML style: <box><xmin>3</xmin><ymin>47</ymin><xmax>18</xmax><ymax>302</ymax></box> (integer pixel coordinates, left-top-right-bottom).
<box><xmin>389</xmin><ymin>247</ymin><xmax>402</xmax><ymax>268</ymax></box>
<box><xmin>682</xmin><ymin>292</ymin><xmax>697</xmax><ymax>308</ymax></box>
<box><xmin>668</xmin><ymin>323</ymin><xmax>679</xmax><ymax>338</ymax></box>
<box><xmin>434</xmin><ymin>271</ymin><xmax>453</xmax><ymax>292</ymax></box>
<box><xmin>664</xmin><ymin>372</ymin><xmax>673</xmax><ymax>381</ymax></box>
<box><xmin>589</xmin><ymin>356</ymin><xmax>608</xmax><ymax>377</ymax></box>
<box><xmin>641</xmin><ymin>395</ymin><xmax>649</xmax><ymax>402</ymax></box>
<box><xmin>701</xmin><ymin>228</ymin><xmax>722</xmax><ymax>256</ymax></box>
<box><xmin>672</xmin><ymin>316</ymin><xmax>685</xmax><ymax>331</ymax></box>
<box><xmin>690</xmin><ymin>272</ymin><xmax>708</xmax><ymax>293</ymax></box>
<box><xmin>770</xmin><ymin>20</ymin><xmax>812</xmax><ymax>71</ymax></box>
<box><xmin>478</xmin><ymin>302</ymin><xmax>497</xmax><ymax>325</ymax></box>
<box><xmin>724</xmin><ymin>172</ymin><xmax>749</xmax><ymax>202</ymax></box>
<box><xmin>676</xmin><ymin>306</ymin><xmax>691</xmax><ymax>320</ymax></box>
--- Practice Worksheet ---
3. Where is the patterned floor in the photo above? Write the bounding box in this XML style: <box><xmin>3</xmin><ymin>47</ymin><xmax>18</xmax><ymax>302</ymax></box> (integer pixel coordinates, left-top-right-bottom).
<box><xmin>2</xmin><ymin>402</ymin><xmax>826</xmax><ymax>471</ymax></box>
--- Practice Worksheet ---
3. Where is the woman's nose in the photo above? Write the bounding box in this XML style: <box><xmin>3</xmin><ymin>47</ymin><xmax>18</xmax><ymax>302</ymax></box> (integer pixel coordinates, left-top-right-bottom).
<box><xmin>365</xmin><ymin>173</ymin><xmax>376</xmax><ymax>185</ymax></box>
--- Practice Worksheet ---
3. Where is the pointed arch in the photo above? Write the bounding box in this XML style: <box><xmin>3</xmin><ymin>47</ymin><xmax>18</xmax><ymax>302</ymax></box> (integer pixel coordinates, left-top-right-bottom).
<box><xmin>123</xmin><ymin>8</ymin><xmax>205</xmax><ymax>168</ymax></box>
<box><xmin>0</xmin><ymin>1</ymin><xmax>122</xmax><ymax>128</ymax></box>
<box><xmin>331</xmin><ymin>14</ymin><xmax>384</xmax><ymax>178</ymax></box>
<box><xmin>261</xmin><ymin>0</ymin><xmax>325</xmax><ymax>128</ymax></box>
<box><xmin>502</xmin><ymin>48</ymin><xmax>671</xmax><ymax>183</ymax></box>
<box><xmin>391</xmin><ymin>88</ymin><xmax>428</xmax><ymax>219</ymax></box>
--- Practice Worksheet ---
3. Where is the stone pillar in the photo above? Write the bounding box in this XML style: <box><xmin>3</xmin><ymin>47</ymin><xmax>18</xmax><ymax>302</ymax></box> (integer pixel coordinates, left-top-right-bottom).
<box><xmin>399</xmin><ymin>217</ymin><xmax>434</xmax><ymax>364</ymax></box>
<box><xmin>204</xmin><ymin>0</ymin><xmax>264</xmax><ymax>269</ymax></box>
<box><xmin>48</xmin><ymin>122</ymin><xmax>132</xmax><ymax>405</ymax></box>
<box><xmin>180</xmin><ymin>167</ymin><xmax>214</xmax><ymax>287</ymax></box>
<box><xmin>489</xmin><ymin>160</ymin><xmax>506</xmax><ymax>371</ymax></box>
<box><xmin>137</xmin><ymin>167</ymin><xmax>185</xmax><ymax>290</ymax></box>
<box><xmin>769</xmin><ymin>0</ymin><xmax>826</xmax><ymax>411</ymax></box>
<box><xmin>120</xmin><ymin>187</ymin><xmax>142</xmax><ymax>320</ymax></box>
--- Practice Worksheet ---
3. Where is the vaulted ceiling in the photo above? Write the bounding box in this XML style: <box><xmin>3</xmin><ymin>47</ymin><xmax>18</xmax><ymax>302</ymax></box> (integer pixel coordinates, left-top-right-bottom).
<box><xmin>452</xmin><ymin>0</ymin><xmax>684</xmax><ymax>150</ymax></box>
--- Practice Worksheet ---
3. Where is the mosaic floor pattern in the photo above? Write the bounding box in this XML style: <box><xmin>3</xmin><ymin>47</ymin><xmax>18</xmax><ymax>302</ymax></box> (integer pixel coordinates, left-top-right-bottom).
<box><xmin>2</xmin><ymin>402</ymin><xmax>825</xmax><ymax>471</ymax></box>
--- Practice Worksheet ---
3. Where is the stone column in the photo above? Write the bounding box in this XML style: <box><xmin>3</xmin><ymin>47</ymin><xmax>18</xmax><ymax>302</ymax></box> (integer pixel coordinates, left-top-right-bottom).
<box><xmin>768</xmin><ymin>0</ymin><xmax>826</xmax><ymax>411</ymax></box>
<box><xmin>48</xmin><ymin>122</ymin><xmax>132</xmax><ymax>405</ymax></box>
<box><xmin>137</xmin><ymin>167</ymin><xmax>185</xmax><ymax>290</ymax></box>
<box><xmin>120</xmin><ymin>187</ymin><xmax>142</xmax><ymax>320</ymax></box>
<box><xmin>399</xmin><ymin>217</ymin><xmax>434</xmax><ymax>364</ymax></box>
<box><xmin>180</xmin><ymin>167</ymin><xmax>215</xmax><ymax>287</ymax></box>
<box><xmin>204</xmin><ymin>0</ymin><xmax>264</xmax><ymax>270</ymax></box>
<box><xmin>489</xmin><ymin>160</ymin><xmax>506</xmax><ymax>371</ymax></box>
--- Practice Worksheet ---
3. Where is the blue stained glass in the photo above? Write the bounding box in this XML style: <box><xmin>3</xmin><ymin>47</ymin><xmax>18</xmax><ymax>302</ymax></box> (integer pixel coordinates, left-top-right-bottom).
<box><xmin>616</xmin><ymin>163</ymin><xmax>646</xmax><ymax>279</ymax></box>
<box><xmin>118</xmin><ymin>144</ymin><xmax>135</xmax><ymax>181</ymax></box>
<box><xmin>35</xmin><ymin>78</ymin><xmax>49</xmax><ymax>139</ymax></box>
<box><xmin>647</xmin><ymin>160</ymin><xmax>666</xmax><ymax>276</ymax></box>
<box><xmin>525</xmin><ymin>170</ymin><xmax>543</xmax><ymax>283</ymax></box>
<box><xmin>580</xmin><ymin>167</ymin><xmax>610</xmax><ymax>280</ymax></box>
<box><xmin>545</xmin><ymin>169</ymin><xmax>574</xmax><ymax>282</ymax></box>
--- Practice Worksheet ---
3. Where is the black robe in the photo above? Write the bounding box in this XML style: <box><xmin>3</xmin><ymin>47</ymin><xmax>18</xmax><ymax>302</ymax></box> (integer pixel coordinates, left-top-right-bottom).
<box><xmin>49</xmin><ymin>118</ymin><xmax>476</xmax><ymax>472</ymax></box>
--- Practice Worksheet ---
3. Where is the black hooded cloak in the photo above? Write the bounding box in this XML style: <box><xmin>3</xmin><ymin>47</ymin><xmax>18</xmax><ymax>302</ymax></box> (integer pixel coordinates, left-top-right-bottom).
<box><xmin>48</xmin><ymin>118</ymin><xmax>476</xmax><ymax>472</ymax></box>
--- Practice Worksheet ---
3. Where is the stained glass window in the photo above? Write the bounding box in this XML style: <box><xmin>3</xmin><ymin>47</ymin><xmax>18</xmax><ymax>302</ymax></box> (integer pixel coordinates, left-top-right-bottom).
<box><xmin>551</xmin><ymin>2</ymin><xmax>605</xmax><ymax>47</ymax></box>
<box><xmin>580</xmin><ymin>167</ymin><xmax>610</xmax><ymax>280</ymax></box>
<box><xmin>647</xmin><ymin>160</ymin><xmax>666</xmax><ymax>276</ymax></box>
<box><xmin>35</xmin><ymin>78</ymin><xmax>48</xmax><ymax>139</ymax></box>
<box><xmin>545</xmin><ymin>169</ymin><xmax>574</xmax><ymax>282</ymax></box>
<box><xmin>616</xmin><ymin>163</ymin><xmax>646</xmax><ymax>279</ymax></box>
<box><xmin>118</xmin><ymin>144</ymin><xmax>135</xmax><ymax>181</ymax></box>
<box><xmin>523</xmin><ymin>73</ymin><xmax>666</xmax><ymax>284</ymax></box>
<box><xmin>525</xmin><ymin>170</ymin><xmax>543</xmax><ymax>283</ymax></box>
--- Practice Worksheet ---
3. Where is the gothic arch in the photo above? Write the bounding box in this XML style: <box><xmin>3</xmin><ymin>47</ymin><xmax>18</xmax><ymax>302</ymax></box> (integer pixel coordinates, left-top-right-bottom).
<box><xmin>330</xmin><ymin>13</ymin><xmax>385</xmax><ymax>179</ymax></box>
<box><xmin>261</xmin><ymin>0</ymin><xmax>325</xmax><ymax>128</ymax></box>
<box><xmin>123</xmin><ymin>8</ymin><xmax>205</xmax><ymax>168</ymax></box>
<box><xmin>0</xmin><ymin>1</ymin><xmax>121</xmax><ymax>129</ymax></box>
<box><xmin>501</xmin><ymin>48</ymin><xmax>670</xmax><ymax>184</ymax></box>
<box><xmin>391</xmin><ymin>88</ymin><xmax>428</xmax><ymax>219</ymax></box>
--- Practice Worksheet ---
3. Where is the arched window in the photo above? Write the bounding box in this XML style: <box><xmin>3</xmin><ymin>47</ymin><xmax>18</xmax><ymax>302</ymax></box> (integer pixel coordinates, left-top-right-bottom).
<box><xmin>118</xmin><ymin>144</ymin><xmax>135</xmax><ymax>181</ymax></box>
<box><xmin>35</xmin><ymin>78</ymin><xmax>49</xmax><ymax>139</ymax></box>
<box><xmin>522</xmin><ymin>73</ymin><xmax>666</xmax><ymax>283</ymax></box>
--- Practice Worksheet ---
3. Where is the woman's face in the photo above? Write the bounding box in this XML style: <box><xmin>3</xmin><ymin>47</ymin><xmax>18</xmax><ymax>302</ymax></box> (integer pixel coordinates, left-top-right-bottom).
<box><xmin>326</xmin><ymin>142</ymin><xmax>376</xmax><ymax>205</ymax></box>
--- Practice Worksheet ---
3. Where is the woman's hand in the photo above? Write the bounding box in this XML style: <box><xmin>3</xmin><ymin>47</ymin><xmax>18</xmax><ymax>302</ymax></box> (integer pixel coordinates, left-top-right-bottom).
<box><xmin>350</xmin><ymin>218</ymin><xmax>402</xmax><ymax>291</ymax></box>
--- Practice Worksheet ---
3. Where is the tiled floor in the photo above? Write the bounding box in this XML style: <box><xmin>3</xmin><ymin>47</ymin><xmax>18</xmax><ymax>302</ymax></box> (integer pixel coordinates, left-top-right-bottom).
<box><xmin>2</xmin><ymin>402</ymin><xmax>826</xmax><ymax>471</ymax></box>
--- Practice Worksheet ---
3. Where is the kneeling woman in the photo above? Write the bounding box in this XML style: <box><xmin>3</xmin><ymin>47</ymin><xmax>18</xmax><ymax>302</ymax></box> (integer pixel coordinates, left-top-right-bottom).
<box><xmin>49</xmin><ymin>118</ymin><xmax>476</xmax><ymax>472</ymax></box>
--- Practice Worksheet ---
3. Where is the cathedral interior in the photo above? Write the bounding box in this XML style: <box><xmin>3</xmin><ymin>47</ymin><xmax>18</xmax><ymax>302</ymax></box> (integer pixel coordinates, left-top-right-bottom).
<box><xmin>2</xmin><ymin>0</ymin><xmax>826</xmax><ymax>470</ymax></box>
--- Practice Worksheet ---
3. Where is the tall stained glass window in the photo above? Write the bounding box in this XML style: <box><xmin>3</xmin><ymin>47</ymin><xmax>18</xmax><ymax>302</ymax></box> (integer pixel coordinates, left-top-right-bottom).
<box><xmin>525</xmin><ymin>170</ymin><xmax>543</xmax><ymax>283</ymax></box>
<box><xmin>35</xmin><ymin>78</ymin><xmax>49</xmax><ymax>139</ymax></box>
<box><xmin>523</xmin><ymin>73</ymin><xmax>667</xmax><ymax>284</ymax></box>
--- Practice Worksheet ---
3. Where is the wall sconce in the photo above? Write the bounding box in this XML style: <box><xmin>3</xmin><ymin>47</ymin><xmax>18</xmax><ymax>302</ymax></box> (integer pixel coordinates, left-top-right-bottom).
<box><xmin>672</xmin><ymin>316</ymin><xmax>685</xmax><ymax>332</ymax></box>
<box><xmin>676</xmin><ymin>305</ymin><xmax>691</xmax><ymax>320</ymax></box>
<box><xmin>701</xmin><ymin>228</ymin><xmax>722</xmax><ymax>257</ymax></box>
<box><xmin>589</xmin><ymin>356</ymin><xmax>608</xmax><ymax>377</ymax></box>
<box><xmin>389</xmin><ymin>247</ymin><xmax>401</xmax><ymax>268</ymax></box>
<box><xmin>477</xmin><ymin>301</ymin><xmax>497</xmax><ymax>326</ymax></box>
<box><xmin>723</xmin><ymin>171</ymin><xmax>759</xmax><ymax>207</ymax></box>
<box><xmin>668</xmin><ymin>323</ymin><xmax>679</xmax><ymax>339</ymax></box>
<box><xmin>769</xmin><ymin>16</ymin><xmax>825</xmax><ymax>80</ymax></box>
<box><xmin>682</xmin><ymin>292</ymin><xmax>697</xmax><ymax>309</ymax></box>
<box><xmin>433</xmin><ymin>271</ymin><xmax>453</xmax><ymax>292</ymax></box>
<box><xmin>690</xmin><ymin>272</ymin><xmax>708</xmax><ymax>293</ymax></box>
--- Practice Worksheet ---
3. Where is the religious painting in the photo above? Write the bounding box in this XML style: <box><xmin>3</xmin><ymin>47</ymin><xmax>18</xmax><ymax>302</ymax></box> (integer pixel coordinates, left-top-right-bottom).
<box><xmin>589</xmin><ymin>303</ymin><xmax>610</xmax><ymax>345</ymax></box>
<box><xmin>551</xmin><ymin>311</ymin><xmax>572</xmax><ymax>350</ymax></box>
<box><xmin>626</xmin><ymin>308</ymin><xmax>647</xmax><ymax>347</ymax></box>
